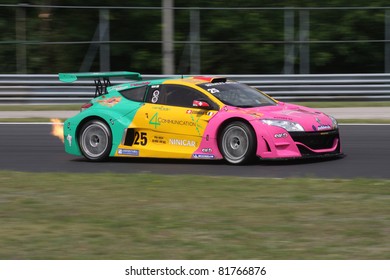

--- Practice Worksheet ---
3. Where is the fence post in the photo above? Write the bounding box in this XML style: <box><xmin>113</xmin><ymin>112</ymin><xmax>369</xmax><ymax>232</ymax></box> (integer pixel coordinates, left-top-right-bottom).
<box><xmin>385</xmin><ymin>10</ymin><xmax>390</xmax><ymax>73</ymax></box>
<box><xmin>299</xmin><ymin>10</ymin><xmax>310</xmax><ymax>74</ymax></box>
<box><xmin>190</xmin><ymin>8</ymin><xmax>200</xmax><ymax>74</ymax></box>
<box><xmin>283</xmin><ymin>8</ymin><xmax>295</xmax><ymax>74</ymax></box>
<box><xmin>99</xmin><ymin>9</ymin><xmax>110</xmax><ymax>72</ymax></box>
<box><xmin>16</xmin><ymin>3</ymin><xmax>27</xmax><ymax>74</ymax></box>
<box><xmin>162</xmin><ymin>0</ymin><xmax>175</xmax><ymax>74</ymax></box>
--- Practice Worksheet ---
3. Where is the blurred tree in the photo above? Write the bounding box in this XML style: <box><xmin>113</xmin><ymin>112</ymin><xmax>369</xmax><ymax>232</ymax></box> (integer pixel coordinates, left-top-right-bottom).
<box><xmin>0</xmin><ymin>0</ymin><xmax>389</xmax><ymax>74</ymax></box>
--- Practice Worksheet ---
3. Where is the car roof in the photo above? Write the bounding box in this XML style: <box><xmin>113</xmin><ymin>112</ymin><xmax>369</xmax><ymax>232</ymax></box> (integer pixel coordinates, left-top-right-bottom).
<box><xmin>108</xmin><ymin>76</ymin><xmax>227</xmax><ymax>92</ymax></box>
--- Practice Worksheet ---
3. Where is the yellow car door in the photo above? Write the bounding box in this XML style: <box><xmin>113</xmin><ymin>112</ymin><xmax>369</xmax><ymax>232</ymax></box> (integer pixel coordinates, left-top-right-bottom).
<box><xmin>118</xmin><ymin>83</ymin><xmax>217</xmax><ymax>159</ymax></box>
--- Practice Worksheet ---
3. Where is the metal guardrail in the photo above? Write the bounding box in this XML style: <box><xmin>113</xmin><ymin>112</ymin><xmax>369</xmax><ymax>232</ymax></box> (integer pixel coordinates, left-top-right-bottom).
<box><xmin>1</xmin><ymin>73</ymin><xmax>390</xmax><ymax>104</ymax></box>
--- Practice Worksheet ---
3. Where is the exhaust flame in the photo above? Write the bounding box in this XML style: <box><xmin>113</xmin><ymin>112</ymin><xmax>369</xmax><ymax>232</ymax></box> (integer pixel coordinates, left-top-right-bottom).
<box><xmin>50</xmin><ymin>118</ymin><xmax>64</xmax><ymax>143</ymax></box>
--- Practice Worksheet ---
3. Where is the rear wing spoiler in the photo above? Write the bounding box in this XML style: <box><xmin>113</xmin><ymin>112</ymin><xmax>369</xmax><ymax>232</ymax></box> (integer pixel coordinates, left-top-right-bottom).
<box><xmin>58</xmin><ymin>71</ymin><xmax>142</xmax><ymax>97</ymax></box>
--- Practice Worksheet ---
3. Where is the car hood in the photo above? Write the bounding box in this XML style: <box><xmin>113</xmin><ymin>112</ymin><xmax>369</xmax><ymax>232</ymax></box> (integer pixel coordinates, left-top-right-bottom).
<box><xmin>225</xmin><ymin>102</ymin><xmax>335</xmax><ymax>132</ymax></box>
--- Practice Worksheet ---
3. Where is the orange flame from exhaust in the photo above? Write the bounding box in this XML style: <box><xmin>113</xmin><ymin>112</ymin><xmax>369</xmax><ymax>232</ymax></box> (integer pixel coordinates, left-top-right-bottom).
<box><xmin>50</xmin><ymin>118</ymin><xmax>64</xmax><ymax>143</ymax></box>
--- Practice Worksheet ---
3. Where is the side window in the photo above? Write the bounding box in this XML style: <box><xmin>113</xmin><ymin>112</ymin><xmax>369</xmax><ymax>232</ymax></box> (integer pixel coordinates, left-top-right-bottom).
<box><xmin>120</xmin><ymin>86</ymin><xmax>147</xmax><ymax>102</ymax></box>
<box><xmin>164</xmin><ymin>85</ymin><xmax>205</xmax><ymax>107</ymax></box>
<box><xmin>146</xmin><ymin>85</ymin><xmax>165</xmax><ymax>104</ymax></box>
<box><xmin>145</xmin><ymin>84</ymin><xmax>212</xmax><ymax>108</ymax></box>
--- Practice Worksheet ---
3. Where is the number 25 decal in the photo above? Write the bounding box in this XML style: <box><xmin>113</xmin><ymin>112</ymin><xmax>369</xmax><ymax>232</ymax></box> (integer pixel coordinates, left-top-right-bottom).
<box><xmin>134</xmin><ymin>132</ymin><xmax>148</xmax><ymax>146</ymax></box>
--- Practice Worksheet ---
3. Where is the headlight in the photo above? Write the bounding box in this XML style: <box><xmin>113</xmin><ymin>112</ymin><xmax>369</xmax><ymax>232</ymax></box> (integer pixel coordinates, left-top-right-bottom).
<box><xmin>328</xmin><ymin>115</ymin><xmax>338</xmax><ymax>129</ymax></box>
<box><xmin>262</xmin><ymin>119</ymin><xmax>304</xmax><ymax>132</ymax></box>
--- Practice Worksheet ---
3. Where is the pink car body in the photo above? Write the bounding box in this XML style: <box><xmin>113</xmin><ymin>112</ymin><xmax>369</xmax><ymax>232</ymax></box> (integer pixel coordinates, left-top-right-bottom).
<box><xmin>194</xmin><ymin>102</ymin><xmax>341</xmax><ymax>161</ymax></box>
<box><xmin>61</xmin><ymin>72</ymin><xmax>342</xmax><ymax>164</ymax></box>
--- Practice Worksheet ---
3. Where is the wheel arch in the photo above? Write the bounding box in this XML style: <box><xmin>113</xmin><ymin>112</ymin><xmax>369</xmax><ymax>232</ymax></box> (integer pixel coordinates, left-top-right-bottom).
<box><xmin>76</xmin><ymin>115</ymin><xmax>111</xmax><ymax>144</ymax></box>
<box><xmin>216</xmin><ymin>117</ymin><xmax>258</xmax><ymax>164</ymax></box>
<box><xmin>216</xmin><ymin>117</ymin><xmax>257</xmax><ymax>145</ymax></box>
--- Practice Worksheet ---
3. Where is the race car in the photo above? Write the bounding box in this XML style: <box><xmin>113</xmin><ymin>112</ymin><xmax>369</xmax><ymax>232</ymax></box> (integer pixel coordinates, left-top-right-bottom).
<box><xmin>59</xmin><ymin>71</ymin><xmax>342</xmax><ymax>164</ymax></box>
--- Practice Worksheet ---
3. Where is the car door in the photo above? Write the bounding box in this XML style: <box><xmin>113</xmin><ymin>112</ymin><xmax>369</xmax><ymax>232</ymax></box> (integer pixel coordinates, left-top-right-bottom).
<box><xmin>128</xmin><ymin>83</ymin><xmax>218</xmax><ymax>159</ymax></box>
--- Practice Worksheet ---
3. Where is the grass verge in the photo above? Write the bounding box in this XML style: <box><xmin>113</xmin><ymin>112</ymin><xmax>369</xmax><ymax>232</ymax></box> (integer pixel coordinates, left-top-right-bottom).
<box><xmin>1</xmin><ymin>171</ymin><xmax>389</xmax><ymax>260</ymax></box>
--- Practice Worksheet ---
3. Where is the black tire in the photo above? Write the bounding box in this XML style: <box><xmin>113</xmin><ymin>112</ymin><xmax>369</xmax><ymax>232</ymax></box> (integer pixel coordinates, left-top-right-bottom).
<box><xmin>79</xmin><ymin>120</ymin><xmax>112</xmax><ymax>161</ymax></box>
<box><xmin>219</xmin><ymin>121</ymin><xmax>257</xmax><ymax>165</ymax></box>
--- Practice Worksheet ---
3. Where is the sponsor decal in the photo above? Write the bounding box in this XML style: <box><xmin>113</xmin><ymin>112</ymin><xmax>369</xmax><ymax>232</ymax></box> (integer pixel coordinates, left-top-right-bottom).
<box><xmin>151</xmin><ymin>106</ymin><xmax>170</xmax><ymax>111</ymax></box>
<box><xmin>201</xmin><ymin>148</ymin><xmax>213</xmax><ymax>153</ymax></box>
<box><xmin>160</xmin><ymin>118</ymin><xmax>196</xmax><ymax>126</ymax></box>
<box><xmin>186</xmin><ymin>110</ymin><xmax>193</xmax><ymax>114</ymax></box>
<box><xmin>232</xmin><ymin>108</ymin><xmax>264</xmax><ymax>118</ymax></box>
<box><xmin>312</xmin><ymin>124</ymin><xmax>332</xmax><ymax>131</ymax></box>
<box><xmin>112</xmin><ymin>85</ymin><xmax>127</xmax><ymax>91</ymax></box>
<box><xmin>281</xmin><ymin>108</ymin><xmax>318</xmax><ymax>116</ymax></box>
<box><xmin>130</xmin><ymin>81</ymin><xmax>150</xmax><ymax>87</ymax></box>
<box><xmin>149</xmin><ymin>112</ymin><xmax>199</xmax><ymax>129</ymax></box>
<box><xmin>152</xmin><ymin>135</ymin><xmax>166</xmax><ymax>144</ymax></box>
<box><xmin>133</xmin><ymin>132</ymin><xmax>148</xmax><ymax>146</ymax></box>
<box><xmin>192</xmin><ymin>154</ymin><xmax>215</xmax><ymax>159</ymax></box>
<box><xmin>274</xmin><ymin>133</ymin><xmax>288</xmax><ymax>139</ymax></box>
<box><xmin>97</xmin><ymin>96</ymin><xmax>121</xmax><ymax>107</ymax></box>
<box><xmin>190</xmin><ymin>114</ymin><xmax>203</xmax><ymax>135</ymax></box>
<box><xmin>148</xmin><ymin>112</ymin><xmax>204</xmax><ymax>135</ymax></box>
<box><xmin>207</xmin><ymin>88</ymin><xmax>220</xmax><ymax>94</ymax></box>
<box><xmin>169</xmin><ymin>139</ymin><xmax>196</xmax><ymax>147</ymax></box>
<box><xmin>250</xmin><ymin>112</ymin><xmax>263</xmax><ymax>118</ymax></box>
<box><xmin>318</xmin><ymin>125</ymin><xmax>331</xmax><ymax>131</ymax></box>
<box><xmin>204</xmin><ymin>81</ymin><xmax>236</xmax><ymax>87</ymax></box>
<box><xmin>66</xmin><ymin>134</ymin><xmax>72</xmax><ymax>146</ymax></box>
<box><xmin>149</xmin><ymin>112</ymin><xmax>161</xmax><ymax>128</ymax></box>
<box><xmin>118</xmin><ymin>149</ymin><xmax>139</xmax><ymax>156</ymax></box>
<box><xmin>273</xmin><ymin>116</ymin><xmax>292</xmax><ymax>120</ymax></box>
<box><xmin>151</xmin><ymin>90</ymin><xmax>160</xmax><ymax>103</ymax></box>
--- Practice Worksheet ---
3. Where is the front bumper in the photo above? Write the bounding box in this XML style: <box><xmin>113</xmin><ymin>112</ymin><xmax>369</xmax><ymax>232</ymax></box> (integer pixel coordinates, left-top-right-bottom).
<box><xmin>258</xmin><ymin>129</ymin><xmax>342</xmax><ymax>159</ymax></box>
<box><xmin>289</xmin><ymin>129</ymin><xmax>341</xmax><ymax>156</ymax></box>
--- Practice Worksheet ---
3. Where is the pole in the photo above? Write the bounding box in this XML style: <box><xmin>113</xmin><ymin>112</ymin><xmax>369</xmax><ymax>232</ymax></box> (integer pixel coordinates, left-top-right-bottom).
<box><xmin>385</xmin><ymin>10</ymin><xmax>390</xmax><ymax>73</ymax></box>
<box><xmin>190</xmin><ymin>8</ymin><xmax>200</xmax><ymax>74</ymax></box>
<box><xmin>99</xmin><ymin>9</ymin><xmax>110</xmax><ymax>72</ymax></box>
<box><xmin>16</xmin><ymin>4</ymin><xmax>27</xmax><ymax>73</ymax></box>
<box><xmin>283</xmin><ymin>9</ymin><xmax>295</xmax><ymax>74</ymax></box>
<box><xmin>162</xmin><ymin>0</ymin><xmax>174</xmax><ymax>74</ymax></box>
<box><xmin>299</xmin><ymin>10</ymin><xmax>310</xmax><ymax>74</ymax></box>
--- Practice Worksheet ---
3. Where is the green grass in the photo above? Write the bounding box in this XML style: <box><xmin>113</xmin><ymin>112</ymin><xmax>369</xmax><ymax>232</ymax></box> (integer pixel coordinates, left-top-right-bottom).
<box><xmin>0</xmin><ymin>171</ymin><xmax>389</xmax><ymax>260</ymax></box>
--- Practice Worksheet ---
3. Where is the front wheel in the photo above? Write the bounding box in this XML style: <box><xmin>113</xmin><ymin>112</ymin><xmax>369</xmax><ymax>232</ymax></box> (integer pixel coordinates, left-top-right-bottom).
<box><xmin>79</xmin><ymin>120</ymin><xmax>112</xmax><ymax>161</ymax></box>
<box><xmin>219</xmin><ymin>121</ymin><xmax>257</xmax><ymax>165</ymax></box>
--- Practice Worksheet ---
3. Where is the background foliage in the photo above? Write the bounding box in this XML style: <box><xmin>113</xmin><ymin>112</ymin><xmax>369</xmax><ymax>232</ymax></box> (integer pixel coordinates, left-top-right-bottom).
<box><xmin>0</xmin><ymin>0</ymin><xmax>389</xmax><ymax>74</ymax></box>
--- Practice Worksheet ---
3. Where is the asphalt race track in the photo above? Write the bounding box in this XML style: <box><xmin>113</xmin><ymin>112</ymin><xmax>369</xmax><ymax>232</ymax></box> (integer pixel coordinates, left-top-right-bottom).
<box><xmin>0</xmin><ymin>123</ymin><xmax>389</xmax><ymax>179</ymax></box>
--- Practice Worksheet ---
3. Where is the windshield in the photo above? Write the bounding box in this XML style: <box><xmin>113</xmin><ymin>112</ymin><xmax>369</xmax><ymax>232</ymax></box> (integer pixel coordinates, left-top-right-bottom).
<box><xmin>198</xmin><ymin>81</ymin><xmax>277</xmax><ymax>107</ymax></box>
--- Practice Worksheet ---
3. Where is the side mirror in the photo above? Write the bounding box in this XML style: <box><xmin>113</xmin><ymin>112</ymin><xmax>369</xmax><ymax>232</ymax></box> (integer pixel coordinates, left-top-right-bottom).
<box><xmin>193</xmin><ymin>100</ymin><xmax>211</xmax><ymax>109</ymax></box>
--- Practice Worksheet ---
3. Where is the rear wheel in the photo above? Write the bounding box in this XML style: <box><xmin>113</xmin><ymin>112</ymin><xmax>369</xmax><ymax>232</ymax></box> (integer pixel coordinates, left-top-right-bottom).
<box><xmin>79</xmin><ymin>120</ymin><xmax>112</xmax><ymax>161</ymax></box>
<box><xmin>219</xmin><ymin>121</ymin><xmax>257</xmax><ymax>165</ymax></box>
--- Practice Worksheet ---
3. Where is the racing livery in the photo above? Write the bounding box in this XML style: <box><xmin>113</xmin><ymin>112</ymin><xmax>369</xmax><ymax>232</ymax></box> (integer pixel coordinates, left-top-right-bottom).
<box><xmin>60</xmin><ymin>72</ymin><xmax>342</xmax><ymax>164</ymax></box>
